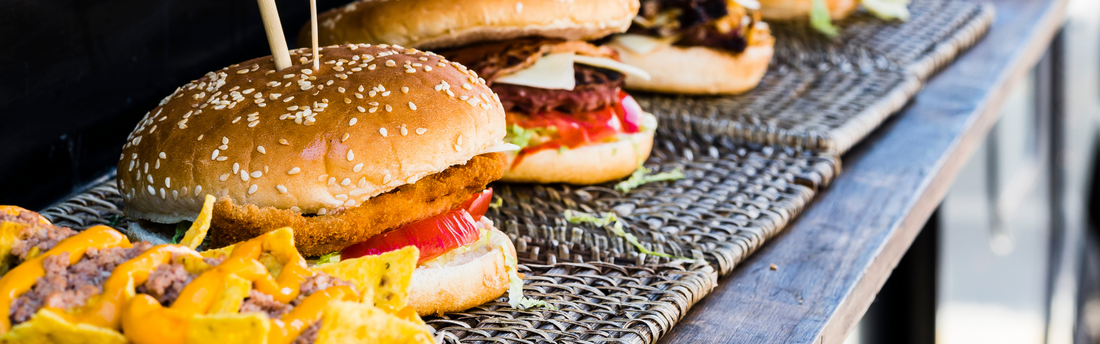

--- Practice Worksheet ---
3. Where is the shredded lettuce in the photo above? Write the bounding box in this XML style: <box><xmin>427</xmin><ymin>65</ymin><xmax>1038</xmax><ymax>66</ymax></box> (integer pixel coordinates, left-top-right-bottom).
<box><xmin>489</xmin><ymin>196</ymin><xmax>503</xmax><ymax>210</ymax></box>
<box><xmin>614</xmin><ymin>166</ymin><xmax>685</xmax><ymax>193</ymax></box>
<box><xmin>503</xmin><ymin>244</ymin><xmax>556</xmax><ymax>310</ymax></box>
<box><xmin>171</xmin><ymin>221</ymin><xmax>191</xmax><ymax>244</ymax></box>
<box><xmin>564</xmin><ymin>210</ymin><xmax>692</xmax><ymax>260</ymax></box>
<box><xmin>810</xmin><ymin>0</ymin><xmax>840</xmax><ymax>37</ymax></box>
<box><xmin>506</xmin><ymin>124</ymin><xmax>534</xmax><ymax>148</ymax></box>
<box><xmin>861</xmin><ymin>0</ymin><xmax>910</xmax><ymax>21</ymax></box>
<box><xmin>316</xmin><ymin>251</ymin><xmax>341</xmax><ymax>265</ymax></box>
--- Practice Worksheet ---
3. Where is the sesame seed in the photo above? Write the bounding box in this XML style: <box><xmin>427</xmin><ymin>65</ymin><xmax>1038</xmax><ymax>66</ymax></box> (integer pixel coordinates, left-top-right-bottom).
<box><xmin>241</xmin><ymin>171</ymin><xmax>250</xmax><ymax>181</ymax></box>
<box><xmin>288</xmin><ymin>167</ymin><xmax>301</xmax><ymax>175</ymax></box>
<box><xmin>407</xmin><ymin>176</ymin><xmax>417</xmax><ymax>183</ymax></box>
<box><xmin>408</xmin><ymin>102</ymin><xmax>417</xmax><ymax>110</ymax></box>
<box><xmin>401</xmin><ymin>87</ymin><xmax>409</xmax><ymax>94</ymax></box>
<box><xmin>251</xmin><ymin>171</ymin><xmax>262</xmax><ymax>178</ymax></box>
<box><xmin>382</xmin><ymin>91</ymin><xmax>390</xmax><ymax>96</ymax></box>
<box><xmin>344</xmin><ymin>200</ymin><xmax>356</xmax><ymax>207</ymax></box>
<box><xmin>379</xmin><ymin>128</ymin><xmax>388</xmax><ymax>137</ymax></box>
<box><xmin>195</xmin><ymin>185</ymin><xmax>202</xmax><ymax>195</ymax></box>
<box><xmin>257</xmin><ymin>146</ymin><xmax>266</xmax><ymax>154</ymax></box>
<box><xmin>516</xmin><ymin>2</ymin><xmax>523</xmax><ymax>13</ymax></box>
<box><xmin>349</xmin><ymin>118</ymin><xmax>358</xmax><ymax>126</ymax></box>
<box><xmin>277</xmin><ymin>185</ymin><xmax>288</xmax><ymax>193</ymax></box>
<box><xmin>355</xmin><ymin>93</ymin><xmax>364</xmax><ymax>99</ymax></box>
<box><xmin>383</xmin><ymin>174</ymin><xmax>392</xmax><ymax>183</ymax></box>
<box><xmin>211</xmin><ymin>150</ymin><xmax>220</xmax><ymax>160</ymax></box>
<box><xmin>385</xmin><ymin>60</ymin><xmax>396</xmax><ymax>67</ymax></box>
<box><xmin>342</xmin><ymin>133</ymin><xmax>350</xmax><ymax>142</ymax></box>
<box><xmin>279</xmin><ymin>139</ymin><xmax>290</xmax><ymax>145</ymax></box>
<box><xmin>358</xmin><ymin>85</ymin><xmax>365</xmax><ymax>92</ymax></box>
<box><xmin>344</xmin><ymin>98</ymin><xmax>352</xmax><ymax>104</ymax></box>
<box><xmin>165</xmin><ymin>177</ymin><xmax>171</xmax><ymax>188</ymax></box>
<box><xmin>144</xmin><ymin>163</ymin><xmax>149</xmax><ymax>173</ymax></box>
<box><xmin>454</xmin><ymin>144</ymin><xmax>461</xmax><ymax>151</ymax></box>
<box><xmin>335</xmin><ymin>194</ymin><xmax>348</xmax><ymax>201</ymax></box>
<box><xmin>424</xmin><ymin>66</ymin><xmax>432</xmax><ymax>72</ymax></box>
<box><xmin>232</xmin><ymin>116</ymin><xmax>241</xmax><ymax>123</ymax></box>
<box><xmin>216</xmin><ymin>156</ymin><xmax>227</xmax><ymax>161</ymax></box>
<box><xmin>248</xmin><ymin>184</ymin><xmax>258</xmax><ymax>194</ymax></box>
<box><xmin>288</xmin><ymin>105</ymin><xmax>299</xmax><ymax>111</ymax></box>
<box><xmin>155</xmin><ymin>160</ymin><xmax>161</xmax><ymax>169</ymax></box>
<box><xmin>220</xmin><ymin>174</ymin><xmax>230</xmax><ymax>181</ymax></box>
<box><xmin>416</xmin><ymin>128</ymin><xmax>427</xmax><ymax>135</ymax></box>
<box><xmin>328</xmin><ymin>177</ymin><xmax>336</xmax><ymax>186</ymax></box>
<box><xmin>219</xmin><ymin>144</ymin><xmax>229</xmax><ymax>150</ymax></box>
<box><xmin>233</xmin><ymin>163</ymin><xmax>240</xmax><ymax>174</ymax></box>
<box><xmin>463</xmin><ymin>83</ymin><xmax>473</xmax><ymax>90</ymax></box>
<box><xmin>340</xmin><ymin>178</ymin><xmax>351</xmax><ymax>186</ymax></box>
<box><xmin>357</xmin><ymin>106</ymin><xmax>365</xmax><ymax>113</ymax></box>
<box><xmin>338</xmin><ymin>87</ymin><xmax>346</xmax><ymax>93</ymax></box>
<box><xmin>347</xmin><ymin>149</ymin><xmax>355</xmax><ymax>161</ymax></box>
<box><xmin>302</xmin><ymin>68</ymin><xmax>313</xmax><ymax>75</ymax></box>
<box><xmin>405</xmin><ymin>68</ymin><xmax>415</xmax><ymax>73</ymax></box>
<box><xmin>172</xmin><ymin>190</ymin><xmax>179</xmax><ymax>200</ymax></box>
<box><xmin>400</xmin><ymin>126</ymin><xmax>408</xmax><ymax>136</ymax></box>
<box><xmin>457</xmin><ymin>135</ymin><xmax>463</xmax><ymax>145</ymax></box>
<box><xmin>147</xmin><ymin>185</ymin><xmax>155</xmax><ymax>195</ymax></box>
<box><xmin>248</xmin><ymin>121</ymin><xmax>259</xmax><ymax>128</ymax></box>
<box><xmin>318</xmin><ymin>208</ymin><xmax>328</xmax><ymax>215</ymax></box>
<box><xmin>147</xmin><ymin>174</ymin><xmax>153</xmax><ymax>183</ymax></box>
<box><xmin>159</xmin><ymin>152</ymin><xmax>167</xmax><ymax>159</ymax></box>
<box><xmin>160</xmin><ymin>188</ymin><xmax>166</xmax><ymax>199</ymax></box>
<box><xmin>385</xmin><ymin>105</ymin><xmax>393</xmax><ymax>112</ymax></box>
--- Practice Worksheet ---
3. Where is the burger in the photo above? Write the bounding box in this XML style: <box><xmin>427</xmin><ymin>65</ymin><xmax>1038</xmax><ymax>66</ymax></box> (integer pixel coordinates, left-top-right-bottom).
<box><xmin>606</xmin><ymin>0</ymin><xmax>776</xmax><ymax>95</ymax></box>
<box><xmin>306</xmin><ymin>0</ymin><xmax>659</xmax><ymax>185</ymax></box>
<box><xmin>116</xmin><ymin>44</ymin><xmax>521</xmax><ymax>315</ymax></box>
<box><xmin>756</xmin><ymin>0</ymin><xmax>909</xmax><ymax>36</ymax></box>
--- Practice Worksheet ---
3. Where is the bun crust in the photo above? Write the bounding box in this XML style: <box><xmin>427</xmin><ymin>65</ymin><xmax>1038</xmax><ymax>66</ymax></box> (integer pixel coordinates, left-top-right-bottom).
<box><xmin>501</xmin><ymin>130</ymin><xmax>654</xmax><ymax>185</ymax></box>
<box><xmin>408</xmin><ymin>227</ymin><xmax>517</xmax><ymax>316</ymax></box>
<box><xmin>305</xmin><ymin>0</ymin><xmax>640</xmax><ymax>50</ymax></box>
<box><xmin>613</xmin><ymin>28</ymin><xmax>774</xmax><ymax>95</ymax></box>
<box><xmin>118</xmin><ymin>44</ymin><xmax>505</xmax><ymax>224</ymax></box>
<box><xmin>758</xmin><ymin>0</ymin><xmax>858</xmax><ymax>20</ymax></box>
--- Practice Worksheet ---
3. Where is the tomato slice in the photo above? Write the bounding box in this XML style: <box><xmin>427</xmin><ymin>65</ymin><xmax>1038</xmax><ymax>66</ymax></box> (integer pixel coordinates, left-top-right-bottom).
<box><xmin>340</xmin><ymin>208</ymin><xmax>481</xmax><ymax>263</ymax></box>
<box><xmin>460</xmin><ymin>188</ymin><xmax>493</xmax><ymax>221</ymax></box>
<box><xmin>616</xmin><ymin>91</ymin><xmax>643</xmax><ymax>134</ymax></box>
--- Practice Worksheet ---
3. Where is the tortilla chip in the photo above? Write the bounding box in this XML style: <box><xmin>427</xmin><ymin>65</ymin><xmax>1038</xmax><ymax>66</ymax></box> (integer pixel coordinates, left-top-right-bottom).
<box><xmin>180</xmin><ymin>195</ymin><xmax>215</xmax><ymax>250</ymax></box>
<box><xmin>0</xmin><ymin>309</ymin><xmax>127</xmax><ymax>344</ymax></box>
<box><xmin>0</xmin><ymin>207</ymin><xmax>50</xmax><ymax>274</ymax></box>
<box><xmin>207</xmin><ymin>274</ymin><xmax>252</xmax><ymax>314</ymax></box>
<box><xmin>311</xmin><ymin>246</ymin><xmax>418</xmax><ymax>312</ymax></box>
<box><xmin>314</xmin><ymin>301</ymin><xmax>434</xmax><ymax>344</ymax></box>
<box><xmin>184</xmin><ymin>312</ymin><xmax>269</xmax><ymax>344</ymax></box>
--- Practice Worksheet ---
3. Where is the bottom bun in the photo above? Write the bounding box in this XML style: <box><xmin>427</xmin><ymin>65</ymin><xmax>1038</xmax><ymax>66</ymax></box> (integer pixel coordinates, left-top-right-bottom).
<box><xmin>407</xmin><ymin>225</ymin><xmax>517</xmax><ymax>316</ymax></box>
<box><xmin>500</xmin><ymin>129</ymin><xmax>655</xmax><ymax>185</ymax></box>
<box><xmin>614</xmin><ymin>32</ymin><xmax>774</xmax><ymax>95</ymax></box>
<box><xmin>758</xmin><ymin>0</ymin><xmax>858</xmax><ymax>20</ymax></box>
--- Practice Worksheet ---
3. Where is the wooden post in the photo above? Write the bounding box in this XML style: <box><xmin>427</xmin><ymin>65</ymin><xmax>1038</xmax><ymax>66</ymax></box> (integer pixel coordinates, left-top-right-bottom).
<box><xmin>310</xmin><ymin>0</ymin><xmax>320</xmax><ymax>71</ymax></box>
<box><xmin>257</xmin><ymin>0</ymin><xmax>292</xmax><ymax>70</ymax></box>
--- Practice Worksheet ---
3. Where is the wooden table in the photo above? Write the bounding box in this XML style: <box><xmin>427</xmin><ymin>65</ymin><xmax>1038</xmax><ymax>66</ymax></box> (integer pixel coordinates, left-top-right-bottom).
<box><xmin>658</xmin><ymin>0</ymin><xmax>1069</xmax><ymax>342</ymax></box>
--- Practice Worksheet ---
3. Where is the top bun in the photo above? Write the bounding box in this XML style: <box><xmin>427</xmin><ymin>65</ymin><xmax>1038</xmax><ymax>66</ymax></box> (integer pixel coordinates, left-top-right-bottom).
<box><xmin>118</xmin><ymin>44</ymin><xmax>506</xmax><ymax>224</ymax></box>
<box><xmin>304</xmin><ymin>0</ymin><xmax>640</xmax><ymax>50</ymax></box>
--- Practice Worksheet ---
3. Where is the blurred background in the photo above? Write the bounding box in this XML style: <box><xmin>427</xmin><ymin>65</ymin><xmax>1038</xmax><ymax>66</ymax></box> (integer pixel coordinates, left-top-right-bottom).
<box><xmin>846</xmin><ymin>0</ymin><xmax>1100</xmax><ymax>342</ymax></box>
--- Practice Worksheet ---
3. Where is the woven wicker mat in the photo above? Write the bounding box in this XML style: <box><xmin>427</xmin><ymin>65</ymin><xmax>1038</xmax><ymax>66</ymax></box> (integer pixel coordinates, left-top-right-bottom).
<box><xmin>39</xmin><ymin>124</ymin><xmax>838</xmax><ymax>343</ymax></box>
<box><xmin>635</xmin><ymin>0</ymin><xmax>995</xmax><ymax>154</ymax></box>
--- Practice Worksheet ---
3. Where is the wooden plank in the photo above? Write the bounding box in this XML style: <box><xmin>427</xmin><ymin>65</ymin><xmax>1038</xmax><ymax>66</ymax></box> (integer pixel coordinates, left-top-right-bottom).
<box><xmin>658</xmin><ymin>0</ymin><xmax>1069</xmax><ymax>343</ymax></box>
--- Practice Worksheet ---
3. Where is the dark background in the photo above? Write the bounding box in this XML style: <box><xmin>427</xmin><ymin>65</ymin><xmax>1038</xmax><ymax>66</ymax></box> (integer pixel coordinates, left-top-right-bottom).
<box><xmin>0</xmin><ymin>0</ymin><xmax>348</xmax><ymax>210</ymax></box>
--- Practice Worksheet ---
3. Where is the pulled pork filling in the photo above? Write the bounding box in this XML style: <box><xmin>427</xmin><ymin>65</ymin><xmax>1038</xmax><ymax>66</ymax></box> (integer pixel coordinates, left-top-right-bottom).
<box><xmin>629</xmin><ymin>0</ymin><xmax>755</xmax><ymax>53</ymax></box>
<box><xmin>440</xmin><ymin>38</ymin><xmax>626</xmax><ymax>116</ymax></box>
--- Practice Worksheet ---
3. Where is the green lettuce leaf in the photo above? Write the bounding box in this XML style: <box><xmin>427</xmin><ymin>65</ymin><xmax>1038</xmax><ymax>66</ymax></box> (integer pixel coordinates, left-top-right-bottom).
<box><xmin>563</xmin><ymin>210</ymin><xmax>691</xmax><ymax>260</ymax></box>
<box><xmin>861</xmin><ymin>0</ymin><xmax>910</xmax><ymax>21</ymax></box>
<box><xmin>810</xmin><ymin>0</ymin><xmax>840</xmax><ymax>37</ymax></box>
<box><xmin>316</xmin><ymin>251</ymin><xmax>341</xmax><ymax>265</ymax></box>
<box><xmin>504</xmin><ymin>249</ymin><xmax>557</xmax><ymax>310</ymax></box>
<box><xmin>171</xmin><ymin>221</ymin><xmax>191</xmax><ymax>244</ymax></box>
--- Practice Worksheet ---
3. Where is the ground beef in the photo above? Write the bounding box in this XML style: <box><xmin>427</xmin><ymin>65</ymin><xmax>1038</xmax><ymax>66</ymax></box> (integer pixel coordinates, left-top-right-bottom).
<box><xmin>135</xmin><ymin>262</ymin><xmax>194</xmax><ymax>306</ymax></box>
<box><xmin>239</xmin><ymin>289</ymin><xmax>293</xmax><ymax>319</ymax></box>
<box><xmin>2</xmin><ymin>211</ymin><xmax>77</xmax><ymax>262</ymax></box>
<box><xmin>492</xmin><ymin>65</ymin><xmax>624</xmax><ymax>115</ymax></box>
<box><xmin>293</xmin><ymin>321</ymin><xmax>322</xmax><ymax>344</ymax></box>
<box><xmin>9</xmin><ymin>242</ymin><xmax>152</xmax><ymax>324</ymax></box>
<box><xmin>295</xmin><ymin>272</ymin><xmax>353</xmax><ymax>304</ymax></box>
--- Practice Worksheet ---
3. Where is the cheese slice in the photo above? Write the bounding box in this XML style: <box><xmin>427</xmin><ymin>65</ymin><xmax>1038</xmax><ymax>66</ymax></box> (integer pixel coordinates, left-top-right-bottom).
<box><xmin>572</xmin><ymin>55</ymin><xmax>651</xmax><ymax>81</ymax></box>
<box><xmin>478</xmin><ymin>142</ymin><xmax>521</xmax><ymax>154</ymax></box>
<box><xmin>609</xmin><ymin>34</ymin><xmax>679</xmax><ymax>55</ymax></box>
<box><xmin>494</xmin><ymin>52</ymin><xmax>576</xmax><ymax>90</ymax></box>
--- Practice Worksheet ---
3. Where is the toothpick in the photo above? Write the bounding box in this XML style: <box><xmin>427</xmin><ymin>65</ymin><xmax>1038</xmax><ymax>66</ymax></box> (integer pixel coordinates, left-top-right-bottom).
<box><xmin>256</xmin><ymin>0</ymin><xmax>292</xmax><ymax>70</ymax></box>
<box><xmin>310</xmin><ymin>0</ymin><xmax>320</xmax><ymax>71</ymax></box>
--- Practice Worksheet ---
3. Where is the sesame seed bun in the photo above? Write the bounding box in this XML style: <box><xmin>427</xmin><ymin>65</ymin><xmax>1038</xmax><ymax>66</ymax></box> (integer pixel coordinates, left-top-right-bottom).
<box><xmin>408</xmin><ymin>225</ymin><xmax>516</xmax><ymax>316</ymax></box>
<box><xmin>758</xmin><ymin>0</ymin><xmax>858</xmax><ymax>20</ymax></box>
<box><xmin>303</xmin><ymin>0</ymin><xmax>640</xmax><ymax>50</ymax></box>
<box><xmin>118</xmin><ymin>44</ymin><xmax>506</xmax><ymax>225</ymax></box>
<box><xmin>501</xmin><ymin>129</ymin><xmax>654</xmax><ymax>185</ymax></box>
<box><xmin>612</xmin><ymin>27</ymin><xmax>775</xmax><ymax>95</ymax></box>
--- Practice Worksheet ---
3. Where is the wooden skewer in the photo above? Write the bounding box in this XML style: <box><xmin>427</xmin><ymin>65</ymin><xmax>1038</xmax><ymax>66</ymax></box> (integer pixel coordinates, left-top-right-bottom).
<box><xmin>257</xmin><ymin>0</ymin><xmax>292</xmax><ymax>70</ymax></box>
<box><xmin>310</xmin><ymin>0</ymin><xmax>320</xmax><ymax>71</ymax></box>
